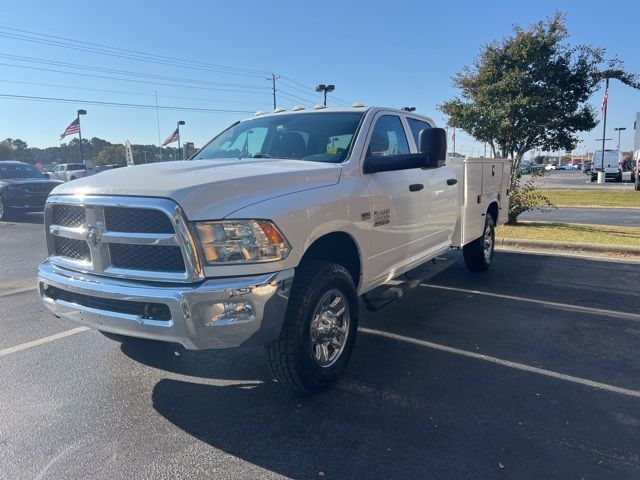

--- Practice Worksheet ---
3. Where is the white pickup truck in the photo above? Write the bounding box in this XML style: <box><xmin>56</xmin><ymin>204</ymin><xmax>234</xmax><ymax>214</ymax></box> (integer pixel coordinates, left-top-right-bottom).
<box><xmin>37</xmin><ymin>106</ymin><xmax>511</xmax><ymax>392</ymax></box>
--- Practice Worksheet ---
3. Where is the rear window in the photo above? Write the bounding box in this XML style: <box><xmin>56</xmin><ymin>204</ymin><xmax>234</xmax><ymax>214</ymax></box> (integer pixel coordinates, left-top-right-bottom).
<box><xmin>67</xmin><ymin>164</ymin><xmax>86</xmax><ymax>170</ymax></box>
<box><xmin>407</xmin><ymin>118</ymin><xmax>431</xmax><ymax>147</ymax></box>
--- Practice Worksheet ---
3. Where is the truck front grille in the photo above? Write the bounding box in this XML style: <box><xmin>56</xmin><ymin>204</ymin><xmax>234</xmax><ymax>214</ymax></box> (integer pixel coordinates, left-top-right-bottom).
<box><xmin>54</xmin><ymin>236</ymin><xmax>90</xmax><ymax>261</ymax></box>
<box><xmin>109</xmin><ymin>244</ymin><xmax>185</xmax><ymax>272</ymax></box>
<box><xmin>105</xmin><ymin>207</ymin><xmax>174</xmax><ymax>234</ymax></box>
<box><xmin>53</xmin><ymin>205</ymin><xmax>85</xmax><ymax>227</ymax></box>
<box><xmin>45</xmin><ymin>196</ymin><xmax>202</xmax><ymax>283</ymax></box>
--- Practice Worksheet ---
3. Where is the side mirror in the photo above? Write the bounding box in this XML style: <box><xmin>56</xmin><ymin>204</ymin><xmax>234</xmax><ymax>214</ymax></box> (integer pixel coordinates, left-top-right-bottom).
<box><xmin>419</xmin><ymin>128</ymin><xmax>447</xmax><ymax>168</ymax></box>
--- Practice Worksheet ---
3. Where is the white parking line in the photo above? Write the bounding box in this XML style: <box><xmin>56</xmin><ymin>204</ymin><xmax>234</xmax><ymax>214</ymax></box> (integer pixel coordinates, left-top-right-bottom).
<box><xmin>0</xmin><ymin>327</ymin><xmax>90</xmax><ymax>358</ymax></box>
<box><xmin>421</xmin><ymin>284</ymin><xmax>640</xmax><ymax>322</ymax></box>
<box><xmin>360</xmin><ymin>328</ymin><xmax>640</xmax><ymax>399</ymax></box>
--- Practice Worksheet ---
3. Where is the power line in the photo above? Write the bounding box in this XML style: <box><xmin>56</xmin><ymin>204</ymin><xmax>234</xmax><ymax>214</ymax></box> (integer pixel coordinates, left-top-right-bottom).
<box><xmin>0</xmin><ymin>27</ymin><xmax>271</xmax><ymax>78</ymax></box>
<box><xmin>0</xmin><ymin>79</ymin><xmax>271</xmax><ymax>106</ymax></box>
<box><xmin>0</xmin><ymin>62</ymin><xmax>272</xmax><ymax>95</ymax></box>
<box><xmin>0</xmin><ymin>93</ymin><xmax>255</xmax><ymax>114</ymax></box>
<box><xmin>0</xmin><ymin>53</ymin><xmax>271</xmax><ymax>90</ymax></box>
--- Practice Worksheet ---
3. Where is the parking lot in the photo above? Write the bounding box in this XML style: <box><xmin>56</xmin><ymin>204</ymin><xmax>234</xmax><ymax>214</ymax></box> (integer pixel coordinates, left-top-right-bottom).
<box><xmin>522</xmin><ymin>170</ymin><xmax>635</xmax><ymax>190</ymax></box>
<box><xmin>1</xmin><ymin>215</ymin><xmax>640</xmax><ymax>479</ymax></box>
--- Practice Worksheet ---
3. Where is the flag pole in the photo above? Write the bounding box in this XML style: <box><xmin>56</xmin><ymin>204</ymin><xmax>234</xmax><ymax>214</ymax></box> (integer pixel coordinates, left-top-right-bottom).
<box><xmin>77</xmin><ymin>109</ymin><xmax>87</xmax><ymax>166</ymax></box>
<box><xmin>600</xmin><ymin>77</ymin><xmax>609</xmax><ymax>174</ymax></box>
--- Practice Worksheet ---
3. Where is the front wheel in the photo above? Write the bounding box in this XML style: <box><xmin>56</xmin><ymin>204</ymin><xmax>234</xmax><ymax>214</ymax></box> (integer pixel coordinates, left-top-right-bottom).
<box><xmin>266</xmin><ymin>260</ymin><xmax>358</xmax><ymax>393</ymax></box>
<box><xmin>0</xmin><ymin>197</ymin><xmax>13</xmax><ymax>221</ymax></box>
<box><xmin>463</xmin><ymin>215</ymin><xmax>495</xmax><ymax>272</ymax></box>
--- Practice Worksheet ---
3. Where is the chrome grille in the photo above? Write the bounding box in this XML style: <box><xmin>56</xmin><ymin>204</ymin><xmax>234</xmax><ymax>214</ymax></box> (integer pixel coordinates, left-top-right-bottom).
<box><xmin>25</xmin><ymin>183</ymin><xmax>55</xmax><ymax>194</ymax></box>
<box><xmin>109</xmin><ymin>244</ymin><xmax>185</xmax><ymax>272</ymax></box>
<box><xmin>53</xmin><ymin>205</ymin><xmax>85</xmax><ymax>227</ymax></box>
<box><xmin>54</xmin><ymin>237</ymin><xmax>90</xmax><ymax>261</ymax></box>
<box><xmin>45</xmin><ymin>195</ymin><xmax>203</xmax><ymax>283</ymax></box>
<box><xmin>105</xmin><ymin>207</ymin><xmax>174</xmax><ymax>234</ymax></box>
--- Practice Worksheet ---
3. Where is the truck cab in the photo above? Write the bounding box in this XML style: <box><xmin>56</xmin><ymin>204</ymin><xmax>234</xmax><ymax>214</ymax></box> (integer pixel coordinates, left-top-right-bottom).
<box><xmin>37</xmin><ymin>106</ymin><xmax>511</xmax><ymax>392</ymax></box>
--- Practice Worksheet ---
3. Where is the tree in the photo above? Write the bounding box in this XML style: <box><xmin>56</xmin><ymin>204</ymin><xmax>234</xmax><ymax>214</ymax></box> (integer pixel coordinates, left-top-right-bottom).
<box><xmin>94</xmin><ymin>145</ymin><xmax>126</xmax><ymax>166</ymax></box>
<box><xmin>0</xmin><ymin>140</ymin><xmax>12</xmax><ymax>160</ymax></box>
<box><xmin>440</xmin><ymin>11</ymin><xmax>639</xmax><ymax>196</ymax></box>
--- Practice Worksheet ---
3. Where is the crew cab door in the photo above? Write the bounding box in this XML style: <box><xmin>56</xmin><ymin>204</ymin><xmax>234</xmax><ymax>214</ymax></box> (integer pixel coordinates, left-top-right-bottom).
<box><xmin>363</xmin><ymin>113</ymin><xmax>438</xmax><ymax>283</ymax></box>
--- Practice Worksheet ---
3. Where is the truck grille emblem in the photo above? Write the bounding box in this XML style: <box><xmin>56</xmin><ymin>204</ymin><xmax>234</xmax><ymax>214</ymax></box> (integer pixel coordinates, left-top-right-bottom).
<box><xmin>85</xmin><ymin>225</ymin><xmax>102</xmax><ymax>248</ymax></box>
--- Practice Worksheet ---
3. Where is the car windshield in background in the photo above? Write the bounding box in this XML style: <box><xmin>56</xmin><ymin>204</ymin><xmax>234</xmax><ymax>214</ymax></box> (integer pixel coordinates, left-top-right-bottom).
<box><xmin>68</xmin><ymin>164</ymin><xmax>86</xmax><ymax>170</ymax></box>
<box><xmin>194</xmin><ymin>112</ymin><xmax>364</xmax><ymax>163</ymax></box>
<box><xmin>0</xmin><ymin>163</ymin><xmax>43</xmax><ymax>179</ymax></box>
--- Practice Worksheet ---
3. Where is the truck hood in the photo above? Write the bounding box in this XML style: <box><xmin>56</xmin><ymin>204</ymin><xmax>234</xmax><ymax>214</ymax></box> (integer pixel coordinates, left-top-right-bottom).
<box><xmin>51</xmin><ymin>159</ymin><xmax>342</xmax><ymax>219</ymax></box>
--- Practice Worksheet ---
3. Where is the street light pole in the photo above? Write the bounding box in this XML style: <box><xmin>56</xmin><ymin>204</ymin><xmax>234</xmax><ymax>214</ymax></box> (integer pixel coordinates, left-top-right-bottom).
<box><xmin>177</xmin><ymin>120</ymin><xmax>185</xmax><ymax>160</ymax></box>
<box><xmin>614</xmin><ymin>127</ymin><xmax>626</xmax><ymax>153</ymax></box>
<box><xmin>315</xmin><ymin>84</ymin><xmax>335</xmax><ymax>106</ymax></box>
<box><xmin>77</xmin><ymin>109</ymin><xmax>87</xmax><ymax>165</ymax></box>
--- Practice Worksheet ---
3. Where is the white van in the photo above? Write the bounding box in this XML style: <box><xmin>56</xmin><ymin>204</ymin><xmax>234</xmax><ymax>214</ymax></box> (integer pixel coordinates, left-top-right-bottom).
<box><xmin>590</xmin><ymin>150</ymin><xmax>622</xmax><ymax>182</ymax></box>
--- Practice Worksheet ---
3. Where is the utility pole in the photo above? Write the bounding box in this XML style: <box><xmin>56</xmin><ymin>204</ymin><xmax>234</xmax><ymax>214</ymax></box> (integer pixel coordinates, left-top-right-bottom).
<box><xmin>614</xmin><ymin>126</ymin><xmax>626</xmax><ymax>154</ymax></box>
<box><xmin>177</xmin><ymin>120</ymin><xmax>185</xmax><ymax>160</ymax></box>
<box><xmin>269</xmin><ymin>74</ymin><xmax>280</xmax><ymax>110</ymax></box>
<box><xmin>598</xmin><ymin>77</ymin><xmax>609</xmax><ymax>183</ymax></box>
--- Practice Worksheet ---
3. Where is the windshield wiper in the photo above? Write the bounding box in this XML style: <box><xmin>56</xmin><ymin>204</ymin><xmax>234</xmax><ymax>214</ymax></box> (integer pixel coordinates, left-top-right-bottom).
<box><xmin>251</xmin><ymin>154</ymin><xmax>272</xmax><ymax>158</ymax></box>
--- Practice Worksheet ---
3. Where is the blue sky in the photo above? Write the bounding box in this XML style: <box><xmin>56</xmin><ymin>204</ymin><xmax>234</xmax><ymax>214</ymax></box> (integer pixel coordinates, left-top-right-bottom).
<box><xmin>0</xmin><ymin>0</ymin><xmax>639</xmax><ymax>156</ymax></box>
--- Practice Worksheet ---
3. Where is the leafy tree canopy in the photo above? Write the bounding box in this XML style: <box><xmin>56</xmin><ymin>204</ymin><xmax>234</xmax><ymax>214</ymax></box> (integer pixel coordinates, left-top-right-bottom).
<box><xmin>439</xmin><ymin>11</ymin><xmax>639</xmax><ymax>177</ymax></box>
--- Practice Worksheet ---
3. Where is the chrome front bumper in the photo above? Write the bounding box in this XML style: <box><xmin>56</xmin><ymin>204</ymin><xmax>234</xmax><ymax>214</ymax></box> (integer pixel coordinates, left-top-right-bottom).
<box><xmin>37</xmin><ymin>261</ymin><xmax>294</xmax><ymax>350</ymax></box>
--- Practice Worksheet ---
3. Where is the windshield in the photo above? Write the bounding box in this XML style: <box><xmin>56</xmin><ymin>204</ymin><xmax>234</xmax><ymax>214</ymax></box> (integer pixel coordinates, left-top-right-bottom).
<box><xmin>67</xmin><ymin>164</ymin><xmax>87</xmax><ymax>170</ymax></box>
<box><xmin>194</xmin><ymin>111</ymin><xmax>364</xmax><ymax>163</ymax></box>
<box><xmin>0</xmin><ymin>163</ymin><xmax>43</xmax><ymax>179</ymax></box>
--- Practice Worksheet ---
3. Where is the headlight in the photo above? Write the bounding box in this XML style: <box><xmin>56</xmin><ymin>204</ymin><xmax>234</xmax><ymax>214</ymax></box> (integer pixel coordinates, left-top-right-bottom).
<box><xmin>193</xmin><ymin>220</ymin><xmax>290</xmax><ymax>265</ymax></box>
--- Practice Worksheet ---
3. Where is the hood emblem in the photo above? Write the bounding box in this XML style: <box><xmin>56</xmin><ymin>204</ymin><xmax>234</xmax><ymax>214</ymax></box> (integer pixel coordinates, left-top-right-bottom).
<box><xmin>85</xmin><ymin>225</ymin><xmax>103</xmax><ymax>248</ymax></box>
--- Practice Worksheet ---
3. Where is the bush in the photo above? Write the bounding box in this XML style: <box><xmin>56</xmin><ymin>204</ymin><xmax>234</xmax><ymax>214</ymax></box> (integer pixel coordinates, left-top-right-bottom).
<box><xmin>508</xmin><ymin>172</ymin><xmax>555</xmax><ymax>224</ymax></box>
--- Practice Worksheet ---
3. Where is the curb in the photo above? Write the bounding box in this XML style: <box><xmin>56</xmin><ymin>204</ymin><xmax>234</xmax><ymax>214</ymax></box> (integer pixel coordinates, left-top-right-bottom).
<box><xmin>496</xmin><ymin>237</ymin><xmax>640</xmax><ymax>256</ymax></box>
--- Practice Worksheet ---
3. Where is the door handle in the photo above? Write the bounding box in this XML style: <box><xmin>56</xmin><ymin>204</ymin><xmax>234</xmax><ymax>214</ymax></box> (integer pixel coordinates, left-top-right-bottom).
<box><xmin>446</xmin><ymin>178</ymin><xmax>458</xmax><ymax>186</ymax></box>
<box><xmin>409</xmin><ymin>184</ymin><xmax>424</xmax><ymax>192</ymax></box>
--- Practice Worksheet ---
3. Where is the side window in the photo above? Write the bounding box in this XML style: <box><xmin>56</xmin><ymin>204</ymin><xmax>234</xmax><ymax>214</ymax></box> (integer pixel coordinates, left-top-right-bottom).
<box><xmin>407</xmin><ymin>118</ymin><xmax>431</xmax><ymax>148</ymax></box>
<box><xmin>368</xmin><ymin>115</ymin><xmax>410</xmax><ymax>157</ymax></box>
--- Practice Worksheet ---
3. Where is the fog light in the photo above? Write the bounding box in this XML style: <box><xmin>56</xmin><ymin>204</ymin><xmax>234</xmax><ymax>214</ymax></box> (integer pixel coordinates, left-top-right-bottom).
<box><xmin>206</xmin><ymin>301</ymin><xmax>255</xmax><ymax>326</ymax></box>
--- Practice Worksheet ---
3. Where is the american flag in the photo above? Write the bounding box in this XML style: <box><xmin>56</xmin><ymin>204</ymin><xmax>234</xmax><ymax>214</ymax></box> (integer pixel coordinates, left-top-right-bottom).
<box><xmin>600</xmin><ymin>88</ymin><xmax>608</xmax><ymax>117</ymax></box>
<box><xmin>162</xmin><ymin>127</ymin><xmax>180</xmax><ymax>146</ymax></box>
<box><xmin>60</xmin><ymin>117</ymin><xmax>80</xmax><ymax>140</ymax></box>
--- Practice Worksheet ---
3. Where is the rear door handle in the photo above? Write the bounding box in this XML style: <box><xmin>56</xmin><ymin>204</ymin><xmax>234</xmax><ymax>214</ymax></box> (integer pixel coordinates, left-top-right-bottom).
<box><xmin>409</xmin><ymin>184</ymin><xmax>424</xmax><ymax>192</ymax></box>
<box><xmin>446</xmin><ymin>178</ymin><xmax>458</xmax><ymax>186</ymax></box>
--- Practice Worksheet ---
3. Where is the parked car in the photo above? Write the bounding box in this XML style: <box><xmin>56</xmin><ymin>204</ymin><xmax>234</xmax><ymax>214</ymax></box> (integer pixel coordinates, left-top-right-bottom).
<box><xmin>46</xmin><ymin>163</ymin><xmax>89</xmax><ymax>182</ymax></box>
<box><xmin>590</xmin><ymin>150</ymin><xmax>622</xmax><ymax>182</ymax></box>
<box><xmin>0</xmin><ymin>161</ymin><xmax>62</xmax><ymax>220</ymax></box>
<box><xmin>37</xmin><ymin>106</ymin><xmax>512</xmax><ymax>392</ymax></box>
<box><xmin>582</xmin><ymin>161</ymin><xmax>593</xmax><ymax>174</ymax></box>
<box><xmin>633</xmin><ymin>150</ymin><xmax>639</xmax><ymax>191</ymax></box>
<box><xmin>544</xmin><ymin>164</ymin><xmax>556</xmax><ymax>171</ymax></box>
<box><xmin>557</xmin><ymin>164</ymin><xmax>573</xmax><ymax>170</ymax></box>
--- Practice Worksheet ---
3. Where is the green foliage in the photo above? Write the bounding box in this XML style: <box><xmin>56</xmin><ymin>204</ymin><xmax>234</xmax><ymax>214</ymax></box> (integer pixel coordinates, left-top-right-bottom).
<box><xmin>439</xmin><ymin>11</ymin><xmax>639</xmax><ymax>191</ymax></box>
<box><xmin>508</xmin><ymin>172</ymin><xmax>554</xmax><ymax>224</ymax></box>
<box><xmin>94</xmin><ymin>145</ymin><xmax>126</xmax><ymax>166</ymax></box>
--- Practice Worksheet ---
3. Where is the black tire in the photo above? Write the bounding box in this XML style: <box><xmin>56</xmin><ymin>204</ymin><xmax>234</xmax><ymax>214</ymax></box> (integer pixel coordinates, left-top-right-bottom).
<box><xmin>590</xmin><ymin>175</ymin><xmax>596</xmax><ymax>183</ymax></box>
<box><xmin>616</xmin><ymin>172</ymin><xmax>622</xmax><ymax>183</ymax></box>
<box><xmin>463</xmin><ymin>215</ymin><xmax>495</xmax><ymax>272</ymax></box>
<box><xmin>0</xmin><ymin>196</ymin><xmax>13</xmax><ymax>221</ymax></box>
<box><xmin>266</xmin><ymin>260</ymin><xmax>358</xmax><ymax>393</ymax></box>
<box><xmin>635</xmin><ymin>176</ymin><xmax>640</xmax><ymax>192</ymax></box>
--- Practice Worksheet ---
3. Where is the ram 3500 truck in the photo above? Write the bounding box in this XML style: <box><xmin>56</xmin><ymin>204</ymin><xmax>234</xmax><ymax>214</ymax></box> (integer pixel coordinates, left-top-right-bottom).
<box><xmin>37</xmin><ymin>106</ymin><xmax>511</xmax><ymax>392</ymax></box>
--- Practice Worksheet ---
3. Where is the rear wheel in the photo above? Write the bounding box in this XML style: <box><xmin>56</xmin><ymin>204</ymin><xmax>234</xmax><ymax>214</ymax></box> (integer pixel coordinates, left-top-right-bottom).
<box><xmin>616</xmin><ymin>172</ymin><xmax>623</xmax><ymax>182</ymax></box>
<box><xmin>463</xmin><ymin>215</ymin><xmax>495</xmax><ymax>272</ymax></box>
<box><xmin>635</xmin><ymin>175</ymin><xmax>640</xmax><ymax>192</ymax></box>
<box><xmin>266</xmin><ymin>260</ymin><xmax>358</xmax><ymax>393</ymax></box>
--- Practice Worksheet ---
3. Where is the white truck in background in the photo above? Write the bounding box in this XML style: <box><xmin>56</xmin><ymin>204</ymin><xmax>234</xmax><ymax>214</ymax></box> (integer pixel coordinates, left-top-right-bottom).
<box><xmin>37</xmin><ymin>106</ymin><xmax>511</xmax><ymax>392</ymax></box>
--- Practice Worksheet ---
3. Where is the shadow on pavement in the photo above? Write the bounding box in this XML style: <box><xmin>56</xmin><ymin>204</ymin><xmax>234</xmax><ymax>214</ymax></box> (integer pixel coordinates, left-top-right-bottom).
<box><xmin>151</xmin><ymin>331</ymin><xmax>640</xmax><ymax>480</ymax></box>
<box><xmin>5</xmin><ymin>212</ymin><xmax>44</xmax><ymax>225</ymax></box>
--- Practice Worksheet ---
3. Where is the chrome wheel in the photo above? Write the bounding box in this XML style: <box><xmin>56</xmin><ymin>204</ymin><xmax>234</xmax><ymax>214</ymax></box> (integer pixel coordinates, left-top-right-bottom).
<box><xmin>483</xmin><ymin>222</ymin><xmax>494</xmax><ymax>262</ymax></box>
<box><xmin>309</xmin><ymin>289</ymin><xmax>350</xmax><ymax>368</ymax></box>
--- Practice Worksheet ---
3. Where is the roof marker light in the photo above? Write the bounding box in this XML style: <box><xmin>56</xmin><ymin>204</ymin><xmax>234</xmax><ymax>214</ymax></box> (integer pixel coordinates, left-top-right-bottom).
<box><xmin>254</xmin><ymin>111</ymin><xmax>267</xmax><ymax>116</ymax></box>
<box><xmin>352</xmin><ymin>102</ymin><xmax>365</xmax><ymax>108</ymax></box>
<box><xmin>292</xmin><ymin>105</ymin><xmax>305</xmax><ymax>111</ymax></box>
<box><xmin>273</xmin><ymin>107</ymin><xmax>286</xmax><ymax>113</ymax></box>
<box><xmin>314</xmin><ymin>104</ymin><xmax>326</xmax><ymax>110</ymax></box>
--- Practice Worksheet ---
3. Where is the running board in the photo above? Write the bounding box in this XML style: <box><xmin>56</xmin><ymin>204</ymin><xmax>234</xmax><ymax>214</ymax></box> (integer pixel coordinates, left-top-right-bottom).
<box><xmin>362</xmin><ymin>257</ymin><xmax>455</xmax><ymax>312</ymax></box>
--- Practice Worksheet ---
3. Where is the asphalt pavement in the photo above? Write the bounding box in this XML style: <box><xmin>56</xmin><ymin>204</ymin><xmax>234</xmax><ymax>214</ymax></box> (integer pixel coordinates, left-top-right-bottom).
<box><xmin>520</xmin><ymin>207</ymin><xmax>640</xmax><ymax>226</ymax></box>
<box><xmin>1</xmin><ymin>214</ymin><xmax>640</xmax><ymax>479</ymax></box>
